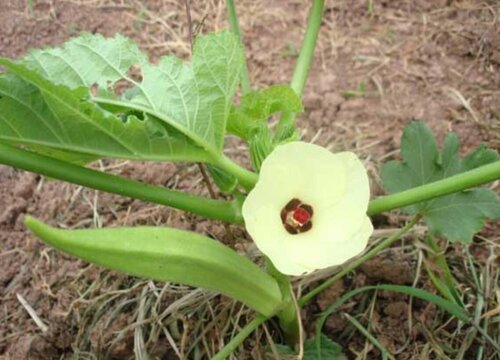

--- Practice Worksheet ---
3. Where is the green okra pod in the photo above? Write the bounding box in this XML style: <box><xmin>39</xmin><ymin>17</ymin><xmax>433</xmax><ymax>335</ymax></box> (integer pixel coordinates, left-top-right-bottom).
<box><xmin>25</xmin><ymin>216</ymin><xmax>283</xmax><ymax>317</ymax></box>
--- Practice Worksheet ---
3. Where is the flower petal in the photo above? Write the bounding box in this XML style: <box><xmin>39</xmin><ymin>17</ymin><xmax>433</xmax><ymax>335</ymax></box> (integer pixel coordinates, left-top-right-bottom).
<box><xmin>241</xmin><ymin>202</ymin><xmax>287</xmax><ymax>260</ymax></box>
<box><xmin>281</xmin><ymin>216</ymin><xmax>372</xmax><ymax>273</ymax></box>
<box><xmin>325</xmin><ymin>151</ymin><xmax>370</xmax><ymax>212</ymax></box>
<box><xmin>260</xmin><ymin>142</ymin><xmax>348</xmax><ymax>209</ymax></box>
<box><xmin>269</xmin><ymin>251</ymin><xmax>313</xmax><ymax>276</ymax></box>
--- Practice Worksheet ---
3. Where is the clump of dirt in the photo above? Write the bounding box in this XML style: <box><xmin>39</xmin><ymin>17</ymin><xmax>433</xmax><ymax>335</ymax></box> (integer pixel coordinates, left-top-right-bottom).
<box><xmin>1</xmin><ymin>0</ymin><xmax>499</xmax><ymax>359</ymax></box>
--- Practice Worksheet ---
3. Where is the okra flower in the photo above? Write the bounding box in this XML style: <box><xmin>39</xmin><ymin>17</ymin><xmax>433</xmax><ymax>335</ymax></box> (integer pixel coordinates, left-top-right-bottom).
<box><xmin>242</xmin><ymin>142</ymin><xmax>373</xmax><ymax>276</ymax></box>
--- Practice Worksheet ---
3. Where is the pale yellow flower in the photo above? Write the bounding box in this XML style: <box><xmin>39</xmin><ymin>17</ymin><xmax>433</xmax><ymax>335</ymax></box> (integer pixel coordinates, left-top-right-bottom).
<box><xmin>242</xmin><ymin>142</ymin><xmax>373</xmax><ymax>275</ymax></box>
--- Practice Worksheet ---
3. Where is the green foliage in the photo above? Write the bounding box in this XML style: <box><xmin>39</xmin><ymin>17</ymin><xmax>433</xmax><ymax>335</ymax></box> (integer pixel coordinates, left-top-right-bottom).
<box><xmin>227</xmin><ymin>84</ymin><xmax>302</xmax><ymax>141</ymax></box>
<box><xmin>424</xmin><ymin>236</ymin><xmax>464</xmax><ymax>307</ymax></box>
<box><xmin>381</xmin><ymin>121</ymin><xmax>500</xmax><ymax>243</ymax></box>
<box><xmin>248</xmin><ymin>127</ymin><xmax>274</xmax><ymax>170</ymax></box>
<box><xmin>0</xmin><ymin>32</ymin><xmax>244</xmax><ymax>163</ymax></box>
<box><xmin>0</xmin><ymin>65</ymin><xmax>205</xmax><ymax>163</ymax></box>
<box><xmin>24</xmin><ymin>216</ymin><xmax>282</xmax><ymax>317</ymax></box>
<box><xmin>274</xmin><ymin>334</ymin><xmax>347</xmax><ymax>360</ymax></box>
<box><xmin>23</xmin><ymin>33</ymin><xmax>147</xmax><ymax>89</ymax></box>
<box><xmin>127</xmin><ymin>32</ymin><xmax>243</xmax><ymax>153</ymax></box>
<box><xmin>226</xmin><ymin>84</ymin><xmax>302</xmax><ymax>170</ymax></box>
<box><xmin>206</xmin><ymin>164</ymin><xmax>238</xmax><ymax>194</ymax></box>
<box><xmin>317</xmin><ymin>285</ymin><xmax>470</xmax><ymax>342</ymax></box>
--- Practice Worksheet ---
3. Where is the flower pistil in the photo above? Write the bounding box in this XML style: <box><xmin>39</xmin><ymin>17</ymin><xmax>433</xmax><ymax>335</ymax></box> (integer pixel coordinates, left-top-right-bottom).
<box><xmin>280</xmin><ymin>198</ymin><xmax>313</xmax><ymax>235</ymax></box>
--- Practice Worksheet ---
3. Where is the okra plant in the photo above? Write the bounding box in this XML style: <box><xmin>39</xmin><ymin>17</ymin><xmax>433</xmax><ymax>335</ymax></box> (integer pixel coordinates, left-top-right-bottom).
<box><xmin>0</xmin><ymin>0</ymin><xmax>499</xmax><ymax>358</ymax></box>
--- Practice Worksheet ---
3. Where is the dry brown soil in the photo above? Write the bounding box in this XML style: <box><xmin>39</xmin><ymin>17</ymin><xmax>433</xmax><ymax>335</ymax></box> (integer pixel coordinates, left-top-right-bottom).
<box><xmin>0</xmin><ymin>0</ymin><xmax>499</xmax><ymax>359</ymax></box>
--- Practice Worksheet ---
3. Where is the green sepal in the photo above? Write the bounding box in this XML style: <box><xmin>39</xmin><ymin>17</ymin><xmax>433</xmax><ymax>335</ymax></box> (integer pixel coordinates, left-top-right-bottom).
<box><xmin>249</xmin><ymin>127</ymin><xmax>274</xmax><ymax>171</ymax></box>
<box><xmin>206</xmin><ymin>164</ymin><xmax>238</xmax><ymax>194</ymax></box>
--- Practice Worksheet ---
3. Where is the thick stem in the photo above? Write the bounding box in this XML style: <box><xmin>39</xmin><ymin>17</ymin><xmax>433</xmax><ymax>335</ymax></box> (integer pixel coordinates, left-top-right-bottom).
<box><xmin>367</xmin><ymin>161</ymin><xmax>500</xmax><ymax>216</ymax></box>
<box><xmin>277</xmin><ymin>302</ymin><xmax>300</xmax><ymax>347</ymax></box>
<box><xmin>267</xmin><ymin>259</ymin><xmax>300</xmax><ymax>347</ymax></box>
<box><xmin>226</xmin><ymin>0</ymin><xmax>251</xmax><ymax>94</ymax></box>
<box><xmin>276</xmin><ymin>0</ymin><xmax>325</xmax><ymax>136</ymax></box>
<box><xmin>0</xmin><ymin>144</ymin><xmax>243</xmax><ymax>224</ymax></box>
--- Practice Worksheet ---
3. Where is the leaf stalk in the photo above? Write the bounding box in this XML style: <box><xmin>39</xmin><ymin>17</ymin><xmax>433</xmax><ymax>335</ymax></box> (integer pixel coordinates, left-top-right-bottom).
<box><xmin>368</xmin><ymin>161</ymin><xmax>500</xmax><ymax>215</ymax></box>
<box><xmin>0</xmin><ymin>143</ymin><xmax>243</xmax><ymax>224</ymax></box>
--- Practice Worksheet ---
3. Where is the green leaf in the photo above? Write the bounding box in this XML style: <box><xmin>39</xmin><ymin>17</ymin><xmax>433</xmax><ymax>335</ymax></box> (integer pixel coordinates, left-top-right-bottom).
<box><xmin>306</xmin><ymin>335</ymin><xmax>347</xmax><ymax>360</ymax></box>
<box><xmin>272</xmin><ymin>335</ymin><xmax>346</xmax><ymax>360</ymax></box>
<box><xmin>1</xmin><ymin>32</ymin><xmax>243</xmax><ymax>162</ymax></box>
<box><xmin>23</xmin><ymin>33</ymin><xmax>147</xmax><ymax>89</ymax></box>
<box><xmin>227</xmin><ymin>84</ymin><xmax>302</xmax><ymax>141</ymax></box>
<box><xmin>126</xmin><ymin>31</ymin><xmax>243</xmax><ymax>154</ymax></box>
<box><xmin>0</xmin><ymin>65</ymin><xmax>207</xmax><ymax>163</ymax></box>
<box><xmin>23</xmin><ymin>145</ymin><xmax>99</xmax><ymax>165</ymax></box>
<box><xmin>424</xmin><ymin>237</ymin><xmax>464</xmax><ymax>307</ymax></box>
<box><xmin>225</xmin><ymin>85</ymin><xmax>302</xmax><ymax>170</ymax></box>
<box><xmin>381</xmin><ymin>121</ymin><xmax>500</xmax><ymax>243</ymax></box>
<box><xmin>24</xmin><ymin>216</ymin><xmax>282</xmax><ymax>317</ymax></box>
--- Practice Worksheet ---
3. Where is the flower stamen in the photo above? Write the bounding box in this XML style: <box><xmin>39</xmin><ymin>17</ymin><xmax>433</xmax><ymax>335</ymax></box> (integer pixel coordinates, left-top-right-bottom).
<box><xmin>280</xmin><ymin>198</ymin><xmax>313</xmax><ymax>235</ymax></box>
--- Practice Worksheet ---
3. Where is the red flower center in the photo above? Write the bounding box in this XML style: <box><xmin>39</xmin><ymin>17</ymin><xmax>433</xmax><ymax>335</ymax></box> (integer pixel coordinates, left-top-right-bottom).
<box><xmin>292</xmin><ymin>207</ymin><xmax>311</xmax><ymax>225</ymax></box>
<box><xmin>280</xmin><ymin>198</ymin><xmax>314</xmax><ymax>235</ymax></box>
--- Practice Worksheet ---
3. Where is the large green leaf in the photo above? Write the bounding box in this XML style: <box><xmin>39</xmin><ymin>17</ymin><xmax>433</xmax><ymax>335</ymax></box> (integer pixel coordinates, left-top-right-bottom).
<box><xmin>381</xmin><ymin>121</ymin><xmax>500</xmax><ymax>243</ymax></box>
<box><xmin>23</xmin><ymin>33</ymin><xmax>147</xmax><ymax>89</ymax></box>
<box><xmin>25</xmin><ymin>216</ymin><xmax>282</xmax><ymax>317</ymax></box>
<box><xmin>126</xmin><ymin>31</ymin><xmax>243</xmax><ymax>153</ymax></box>
<box><xmin>0</xmin><ymin>66</ymin><xmax>207</xmax><ymax>162</ymax></box>
<box><xmin>21</xmin><ymin>32</ymin><xmax>243</xmax><ymax>155</ymax></box>
<box><xmin>0</xmin><ymin>32</ymin><xmax>243</xmax><ymax>162</ymax></box>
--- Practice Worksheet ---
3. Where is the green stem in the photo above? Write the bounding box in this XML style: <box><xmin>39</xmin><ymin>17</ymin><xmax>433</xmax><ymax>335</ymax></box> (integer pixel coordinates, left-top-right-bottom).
<box><xmin>298</xmin><ymin>214</ymin><xmax>422</xmax><ymax>306</ymax></box>
<box><xmin>226</xmin><ymin>0</ymin><xmax>251</xmax><ymax>94</ymax></box>
<box><xmin>290</xmin><ymin>0</ymin><xmax>324</xmax><ymax>98</ymax></box>
<box><xmin>276</xmin><ymin>0</ymin><xmax>324</xmax><ymax>137</ymax></box>
<box><xmin>0</xmin><ymin>144</ymin><xmax>243</xmax><ymax>224</ymax></box>
<box><xmin>367</xmin><ymin>161</ymin><xmax>500</xmax><ymax>216</ymax></box>
<box><xmin>215</xmin><ymin>154</ymin><xmax>258</xmax><ymax>191</ymax></box>
<box><xmin>267</xmin><ymin>259</ymin><xmax>300</xmax><ymax>347</ymax></box>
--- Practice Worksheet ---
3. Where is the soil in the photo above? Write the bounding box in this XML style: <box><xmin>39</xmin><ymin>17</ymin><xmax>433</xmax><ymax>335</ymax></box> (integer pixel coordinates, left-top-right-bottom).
<box><xmin>0</xmin><ymin>0</ymin><xmax>499</xmax><ymax>359</ymax></box>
